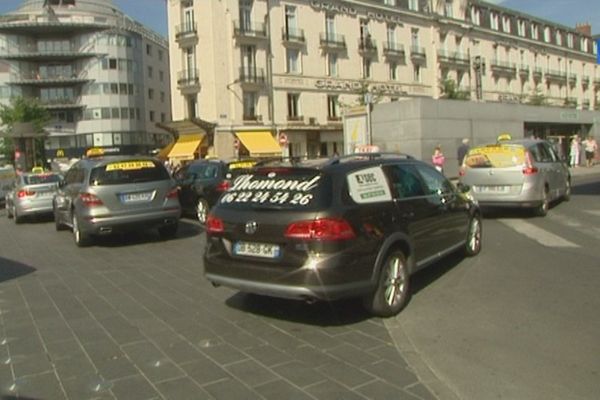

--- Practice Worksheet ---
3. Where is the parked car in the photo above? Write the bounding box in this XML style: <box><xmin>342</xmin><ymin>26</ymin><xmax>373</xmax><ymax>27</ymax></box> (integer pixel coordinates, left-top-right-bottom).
<box><xmin>203</xmin><ymin>153</ymin><xmax>482</xmax><ymax>317</ymax></box>
<box><xmin>176</xmin><ymin>158</ymin><xmax>257</xmax><ymax>223</ymax></box>
<box><xmin>0</xmin><ymin>165</ymin><xmax>16</xmax><ymax>207</ymax></box>
<box><xmin>53</xmin><ymin>156</ymin><xmax>181</xmax><ymax>247</ymax></box>
<box><xmin>6</xmin><ymin>171</ymin><xmax>63</xmax><ymax>223</ymax></box>
<box><xmin>458</xmin><ymin>138</ymin><xmax>571</xmax><ymax>216</ymax></box>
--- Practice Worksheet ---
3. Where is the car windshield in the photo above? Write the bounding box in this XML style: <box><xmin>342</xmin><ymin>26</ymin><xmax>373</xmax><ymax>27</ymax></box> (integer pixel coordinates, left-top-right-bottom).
<box><xmin>90</xmin><ymin>160</ymin><xmax>170</xmax><ymax>185</ymax></box>
<box><xmin>24</xmin><ymin>173</ymin><xmax>61</xmax><ymax>185</ymax></box>
<box><xmin>464</xmin><ymin>145</ymin><xmax>525</xmax><ymax>168</ymax></box>
<box><xmin>217</xmin><ymin>168</ymin><xmax>331</xmax><ymax>211</ymax></box>
<box><xmin>186</xmin><ymin>163</ymin><xmax>219</xmax><ymax>179</ymax></box>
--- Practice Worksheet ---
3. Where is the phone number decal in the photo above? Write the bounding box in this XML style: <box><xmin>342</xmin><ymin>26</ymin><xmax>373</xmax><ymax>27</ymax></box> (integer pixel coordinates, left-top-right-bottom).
<box><xmin>220</xmin><ymin>191</ymin><xmax>313</xmax><ymax>206</ymax></box>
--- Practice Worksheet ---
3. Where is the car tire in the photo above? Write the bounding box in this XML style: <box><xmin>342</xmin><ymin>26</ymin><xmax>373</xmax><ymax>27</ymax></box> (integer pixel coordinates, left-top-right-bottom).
<box><xmin>196</xmin><ymin>198</ymin><xmax>209</xmax><ymax>224</ymax></box>
<box><xmin>364</xmin><ymin>250</ymin><xmax>410</xmax><ymax>318</ymax></box>
<box><xmin>14</xmin><ymin>207</ymin><xmax>23</xmax><ymax>224</ymax></box>
<box><xmin>563</xmin><ymin>179</ymin><xmax>571</xmax><ymax>202</ymax></box>
<box><xmin>158</xmin><ymin>223</ymin><xmax>178</xmax><ymax>240</ymax></box>
<box><xmin>72</xmin><ymin>212</ymin><xmax>91</xmax><ymax>247</ymax></box>
<box><xmin>534</xmin><ymin>187</ymin><xmax>549</xmax><ymax>217</ymax></box>
<box><xmin>464</xmin><ymin>214</ymin><xmax>482</xmax><ymax>257</ymax></box>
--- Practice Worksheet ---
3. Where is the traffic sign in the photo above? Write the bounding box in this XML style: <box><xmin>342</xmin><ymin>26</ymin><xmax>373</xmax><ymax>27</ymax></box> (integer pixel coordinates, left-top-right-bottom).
<box><xmin>279</xmin><ymin>133</ymin><xmax>288</xmax><ymax>146</ymax></box>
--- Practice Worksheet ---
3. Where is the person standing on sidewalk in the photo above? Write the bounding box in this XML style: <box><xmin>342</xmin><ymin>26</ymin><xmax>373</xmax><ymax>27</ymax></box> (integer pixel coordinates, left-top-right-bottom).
<box><xmin>432</xmin><ymin>145</ymin><xmax>446</xmax><ymax>174</ymax></box>
<box><xmin>457</xmin><ymin>138</ymin><xmax>470</xmax><ymax>166</ymax></box>
<box><xmin>582</xmin><ymin>135</ymin><xmax>598</xmax><ymax>167</ymax></box>
<box><xmin>570</xmin><ymin>135</ymin><xmax>581</xmax><ymax>168</ymax></box>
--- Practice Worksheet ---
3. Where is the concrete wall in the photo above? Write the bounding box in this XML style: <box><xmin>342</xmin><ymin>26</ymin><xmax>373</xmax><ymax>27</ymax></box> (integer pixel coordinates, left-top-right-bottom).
<box><xmin>371</xmin><ymin>98</ymin><xmax>600</xmax><ymax>177</ymax></box>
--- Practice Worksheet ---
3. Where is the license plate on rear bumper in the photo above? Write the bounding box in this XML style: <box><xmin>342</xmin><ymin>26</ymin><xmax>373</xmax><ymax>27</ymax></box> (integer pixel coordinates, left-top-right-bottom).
<box><xmin>120</xmin><ymin>191</ymin><xmax>154</xmax><ymax>203</ymax></box>
<box><xmin>233</xmin><ymin>241</ymin><xmax>281</xmax><ymax>258</ymax></box>
<box><xmin>474</xmin><ymin>185</ymin><xmax>510</xmax><ymax>193</ymax></box>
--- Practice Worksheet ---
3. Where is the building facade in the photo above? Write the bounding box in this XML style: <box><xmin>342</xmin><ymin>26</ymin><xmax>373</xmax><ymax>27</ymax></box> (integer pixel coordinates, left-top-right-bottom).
<box><xmin>0</xmin><ymin>0</ymin><xmax>172</xmax><ymax>162</ymax></box>
<box><xmin>167</xmin><ymin>0</ymin><xmax>599</xmax><ymax>159</ymax></box>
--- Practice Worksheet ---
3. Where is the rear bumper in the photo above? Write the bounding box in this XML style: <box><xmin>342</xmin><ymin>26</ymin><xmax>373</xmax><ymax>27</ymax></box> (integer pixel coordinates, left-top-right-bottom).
<box><xmin>80</xmin><ymin>208</ymin><xmax>181</xmax><ymax>235</ymax></box>
<box><xmin>15</xmin><ymin>202</ymin><xmax>54</xmax><ymax>216</ymax></box>
<box><xmin>203</xmin><ymin>240</ymin><xmax>376</xmax><ymax>302</ymax></box>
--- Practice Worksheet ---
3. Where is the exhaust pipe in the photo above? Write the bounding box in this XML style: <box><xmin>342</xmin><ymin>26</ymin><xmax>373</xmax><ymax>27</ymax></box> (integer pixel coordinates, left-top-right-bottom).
<box><xmin>99</xmin><ymin>227</ymin><xmax>112</xmax><ymax>234</ymax></box>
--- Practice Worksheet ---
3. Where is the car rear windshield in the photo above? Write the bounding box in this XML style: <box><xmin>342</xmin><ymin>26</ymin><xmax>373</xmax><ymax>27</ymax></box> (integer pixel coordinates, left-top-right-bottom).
<box><xmin>24</xmin><ymin>173</ymin><xmax>61</xmax><ymax>185</ymax></box>
<box><xmin>464</xmin><ymin>145</ymin><xmax>525</xmax><ymax>168</ymax></box>
<box><xmin>90</xmin><ymin>160</ymin><xmax>170</xmax><ymax>186</ymax></box>
<box><xmin>217</xmin><ymin>167</ymin><xmax>331</xmax><ymax>211</ymax></box>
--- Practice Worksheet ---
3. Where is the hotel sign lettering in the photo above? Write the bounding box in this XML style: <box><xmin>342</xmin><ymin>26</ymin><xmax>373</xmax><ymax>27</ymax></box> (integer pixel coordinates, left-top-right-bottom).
<box><xmin>310</xmin><ymin>1</ymin><xmax>405</xmax><ymax>24</ymax></box>
<box><xmin>315</xmin><ymin>79</ymin><xmax>407</xmax><ymax>96</ymax></box>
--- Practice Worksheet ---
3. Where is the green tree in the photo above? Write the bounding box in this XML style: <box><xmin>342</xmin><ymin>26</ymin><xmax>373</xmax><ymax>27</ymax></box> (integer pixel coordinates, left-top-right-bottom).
<box><xmin>528</xmin><ymin>86</ymin><xmax>547</xmax><ymax>106</ymax></box>
<box><xmin>439</xmin><ymin>78</ymin><xmax>470</xmax><ymax>100</ymax></box>
<box><xmin>0</xmin><ymin>97</ymin><xmax>50</xmax><ymax>166</ymax></box>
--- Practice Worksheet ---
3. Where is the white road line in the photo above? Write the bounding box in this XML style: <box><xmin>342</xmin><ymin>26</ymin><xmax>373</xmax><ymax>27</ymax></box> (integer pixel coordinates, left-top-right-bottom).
<box><xmin>499</xmin><ymin>219</ymin><xmax>580</xmax><ymax>248</ymax></box>
<box><xmin>584</xmin><ymin>210</ymin><xmax>600</xmax><ymax>217</ymax></box>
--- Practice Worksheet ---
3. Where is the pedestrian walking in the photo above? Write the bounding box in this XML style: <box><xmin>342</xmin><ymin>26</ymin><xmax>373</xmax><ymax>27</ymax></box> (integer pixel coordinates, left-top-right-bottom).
<box><xmin>582</xmin><ymin>135</ymin><xmax>598</xmax><ymax>167</ymax></box>
<box><xmin>569</xmin><ymin>135</ymin><xmax>581</xmax><ymax>168</ymax></box>
<box><xmin>457</xmin><ymin>138</ymin><xmax>470</xmax><ymax>166</ymax></box>
<box><xmin>432</xmin><ymin>145</ymin><xmax>446</xmax><ymax>174</ymax></box>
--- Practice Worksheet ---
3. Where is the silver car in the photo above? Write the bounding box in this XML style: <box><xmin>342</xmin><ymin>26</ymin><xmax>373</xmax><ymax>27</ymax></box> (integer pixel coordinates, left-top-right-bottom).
<box><xmin>53</xmin><ymin>156</ymin><xmax>181</xmax><ymax>246</ymax></box>
<box><xmin>6</xmin><ymin>172</ymin><xmax>62</xmax><ymax>223</ymax></box>
<box><xmin>459</xmin><ymin>139</ymin><xmax>571</xmax><ymax>216</ymax></box>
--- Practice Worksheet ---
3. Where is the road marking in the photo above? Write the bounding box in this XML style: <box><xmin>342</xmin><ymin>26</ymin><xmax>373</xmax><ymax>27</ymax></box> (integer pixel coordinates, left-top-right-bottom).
<box><xmin>584</xmin><ymin>210</ymin><xmax>600</xmax><ymax>217</ymax></box>
<box><xmin>499</xmin><ymin>219</ymin><xmax>580</xmax><ymax>248</ymax></box>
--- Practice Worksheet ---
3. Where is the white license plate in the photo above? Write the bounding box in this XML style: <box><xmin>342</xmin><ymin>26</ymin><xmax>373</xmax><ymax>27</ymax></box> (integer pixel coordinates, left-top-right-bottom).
<box><xmin>233</xmin><ymin>241</ymin><xmax>280</xmax><ymax>259</ymax></box>
<box><xmin>476</xmin><ymin>185</ymin><xmax>510</xmax><ymax>193</ymax></box>
<box><xmin>37</xmin><ymin>192</ymin><xmax>54</xmax><ymax>198</ymax></box>
<box><xmin>121</xmin><ymin>191</ymin><xmax>153</xmax><ymax>203</ymax></box>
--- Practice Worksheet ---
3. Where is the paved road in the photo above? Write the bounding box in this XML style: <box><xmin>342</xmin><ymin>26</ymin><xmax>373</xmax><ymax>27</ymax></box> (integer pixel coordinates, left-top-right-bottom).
<box><xmin>0</xmin><ymin>211</ymin><xmax>434</xmax><ymax>399</ymax></box>
<box><xmin>387</xmin><ymin>170</ymin><xmax>600</xmax><ymax>400</ymax></box>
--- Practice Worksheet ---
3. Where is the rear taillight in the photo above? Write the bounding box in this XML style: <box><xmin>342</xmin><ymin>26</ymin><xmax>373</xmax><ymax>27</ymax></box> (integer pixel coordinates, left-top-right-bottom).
<box><xmin>285</xmin><ymin>218</ymin><xmax>356</xmax><ymax>241</ymax></box>
<box><xmin>523</xmin><ymin>151</ymin><xmax>539</xmax><ymax>175</ymax></box>
<box><xmin>166</xmin><ymin>187</ymin><xmax>179</xmax><ymax>199</ymax></box>
<box><xmin>79</xmin><ymin>192</ymin><xmax>103</xmax><ymax>207</ymax></box>
<box><xmin>458</xmin><ymin>167</ymin><xmax>466</xmax><ymax>177</ymax></box>
<box><xmin>215</xmin><ymin>181</ymin><xmax>231</xmax><ymax>192</ymax></box>
<box><xmin>17</xmin><ymin>190</ymin><xmax>35</xmax><ymax>198</ymax></box>
<box><xmin>206</xmin><ymin>214</ymin><xmax>224</xmax><ymax>233</ymax></box>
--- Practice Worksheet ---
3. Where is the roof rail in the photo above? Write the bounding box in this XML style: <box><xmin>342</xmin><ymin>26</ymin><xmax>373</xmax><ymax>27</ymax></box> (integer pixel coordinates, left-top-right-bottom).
<box><xmin>324</xmin><ymin>152</ymin><xmax>414</xmax><ymax>166</ymax></box>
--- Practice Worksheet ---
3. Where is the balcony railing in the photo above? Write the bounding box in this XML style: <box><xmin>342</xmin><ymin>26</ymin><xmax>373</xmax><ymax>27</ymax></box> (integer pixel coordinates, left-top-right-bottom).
<box><xmin>532</xmin><ymin>67</ymin><xmax>543</xmax><ymax>80</ymax></box>
<box><xmin>287</xmin><ymin>115</ymin><xmax>304</xmax><ymax>122</ymax></box>
<box><xmin>0</xmin><ymin>44</ymin><xmax>100</xmax><ymax>59</ymax></box>
<box><xmin>233</xmin><ymin>20</ymin><xmax>267</xmax><ymax>39</ymax></box>
<box><xmin>177</xmin><ymin>69</ymin><xmax>200</xmax><ymax>90</ymax></box>
<box><xmin>437</xmin><ymin>50</ymin><xmax>469</xmax><ymax>66</ymax></box>
<box><xmin>282</xmin><ymin>28</ymin><xmax>305</xmax><ymax>44</ymax></box>
<box><xmin>582</xmin><ymin>76</ymin><xmax>590</xmax><ymax>86</ymax></box>
<box><xmin>239</xmin><ymin>67</ymin><xmax>265</xmax><ymax>85</ymax></box>
<box><xmin>545</xmin><ymin>69</ymin><xmax>567</xmax><ymax>82</ymax></box>
<box><xmin>410</xmin><ymin>46</ymin><xmax>426</xmax><ymax>60</ymax></box>
<box><xmin>490</xmin><ymin>59</ymin><xmax>517</xmax><ymax>76</ymax></box>
<box><xmin>358</xmin><ymin>38</ymin><xmax>377</xmax><ymax>55</ymax></box>
<box><xmin>175</xmin><ymin>22</ymin><xmax>197</xmax><ymax>39</ymax></box>
<box><xmin>9</xmin><ymin>71</ymin><xmax>90</xmax><ymax>85</ymax></box>
<box><xmin>37</xmin><ymin>97</ymin><xmax>82</xmax><ymax>109</ymax></box>
<box><xmin>383</xmin><ymin>42</ymin><xmax>405</xmax><ymax>58</ymax></box>
<box><xmin>568</xmin><ymin>74</ymin><xmax>577</xmax><ymax>85</ymax></box>
<box><xmin>319</xmin><ymin>33</ymin><xmax>346</xmax><ymax>50</ymax></box>
<box><xmin>518</xmin><ymin>65</ymin><xmax>530</xmax><ymax>78</ymax></box>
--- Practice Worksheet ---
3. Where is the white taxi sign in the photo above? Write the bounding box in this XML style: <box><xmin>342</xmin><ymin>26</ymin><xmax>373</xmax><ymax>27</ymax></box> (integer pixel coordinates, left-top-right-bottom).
<box><xmin>347</xmin><ymin>167</ymin><xmax>392</xmax><ymax>204</ymax></box>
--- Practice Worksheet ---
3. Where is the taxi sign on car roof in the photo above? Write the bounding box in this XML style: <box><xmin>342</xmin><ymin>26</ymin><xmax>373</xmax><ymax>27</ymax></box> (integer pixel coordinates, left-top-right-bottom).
<box><xmin>86</xmin><ymin>147</ymin><xmax>105</xmax><ymax>157</ymax></box>
<box><xmin>106</xmin><ymin>161</ymin><xmax>155</xmax><ymax>171</ymax></box>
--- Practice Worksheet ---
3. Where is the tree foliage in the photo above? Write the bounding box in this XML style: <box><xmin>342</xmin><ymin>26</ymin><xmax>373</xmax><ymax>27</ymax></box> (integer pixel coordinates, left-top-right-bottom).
<box><xmin>439</xmin><ymin>78</ymin><xmax>470</xmax><ymax>100</ymax></box>
<box><xmin>0</xmin><ymin>97</ymin><xmax>51</xmax><ymax>164</ymax></box>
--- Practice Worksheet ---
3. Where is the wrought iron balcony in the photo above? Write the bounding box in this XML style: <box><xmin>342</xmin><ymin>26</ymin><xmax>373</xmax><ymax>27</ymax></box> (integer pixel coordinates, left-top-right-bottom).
<box><xmin>175</xmin><ymin>22</ymin><xmax>198</xmax><ymax>47</ymax></box>
<box><xmin>568</xmin><ymin>74</ymin><xmax>577</xmax><ymax>86</ymax></box>
<box><xmin>319</xmin><ymin>33</ymin><xmax>346</xmax><ymax>50</ymax></box>
<box><xmin>9</xmin><ymin>71</ymin><xmax>90</xmax><ymax>86</ymax></box>
<box><xmin>383</xmin><ymin>42</ymin><xmax>405</xmax><ymax>58</ymax></box>
<box><xmin>239</xmin><ymin>67</ymin><xmax>266</xmax><ymax>86</ymax></box>
<box><xmin>437</xmin><ymin>50</ymin><xmax>469</xmax><ymax>67</ymax></box>
<box><xmin>358</xmin><ymin>38</ymin><xmax>377</xmax><ymax>56</ymax></box>
<box><xmin>545</xmin><ymin>69</ymin><xmax>567</xmax><ymax>83</ymax></box>
<box><xmin>410</xmin><ymin>46</ymin><xmax>426</xmax><ymax>61</ymax></box>
<box><xmin>233</xmin><ymin>20</ymin><xmax>267</xmax><ymax>40</ymax></box>
<box><xmin>490</xmin><ymin>59</ymin><xmax>517</xmax><ymax>76</ymax></box>
<box><xmin>532</xmin><ymin>67</ymin><xmax>543</xmax><ymax>80</ymax></box>
<box><xmin>581</xmin><ymin>76</ymin><xmax>590</xmax><ymax>86</ymax></box>
<box><xmin>282</xmin><ymin>28</ymin><xmax>305</xmax><ymax>45</ymax></box>
<box><xmin>177</xmin><ymin>69</ymin><xmax>201</xmax><ymax>94</ymax></box>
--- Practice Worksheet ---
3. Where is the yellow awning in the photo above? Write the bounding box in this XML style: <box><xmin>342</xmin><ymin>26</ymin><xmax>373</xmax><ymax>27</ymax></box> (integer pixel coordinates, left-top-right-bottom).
<box><xmin>156</xmin><ymin>141</ymin><xmax>175</xmax><ymax>160</ymax></box>
<box><xmin>236</xmin><ymin>131</ymin><xmax>282</xmax><ymax>156</ymax></box>
<box><xmin>168</xmin><ymin>134</ymin><xmax>204</xmax><ymax>160</ymax></box>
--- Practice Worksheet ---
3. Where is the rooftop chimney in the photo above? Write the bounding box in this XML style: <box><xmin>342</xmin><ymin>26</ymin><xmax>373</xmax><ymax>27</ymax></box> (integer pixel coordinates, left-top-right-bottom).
<box><xmin>575</xmin><ymin>23</ymin><xmax>591</xmax><ymax>37</ymax></box>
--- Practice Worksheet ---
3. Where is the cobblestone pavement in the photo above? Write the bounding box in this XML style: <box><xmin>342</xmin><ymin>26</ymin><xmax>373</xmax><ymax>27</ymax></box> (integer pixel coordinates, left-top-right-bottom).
<box><xmin>0</xmin><ymin>213</ymin><xmax>437</xmax><ymax>400</ymax></box>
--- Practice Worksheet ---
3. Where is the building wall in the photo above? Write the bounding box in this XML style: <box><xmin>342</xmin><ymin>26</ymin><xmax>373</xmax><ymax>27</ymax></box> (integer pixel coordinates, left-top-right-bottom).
<box><xmin>167</xmin><ymin>0</ymin><xmax>599</xmax><ymax>159</ymax></box>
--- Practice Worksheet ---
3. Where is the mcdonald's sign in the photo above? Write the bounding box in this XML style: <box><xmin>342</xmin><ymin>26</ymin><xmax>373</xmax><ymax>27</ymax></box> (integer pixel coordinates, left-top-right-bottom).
<box><xmin>56</xmin><ymin>149</ymin><xmax>65</xmax><ymax>157</ymax></box>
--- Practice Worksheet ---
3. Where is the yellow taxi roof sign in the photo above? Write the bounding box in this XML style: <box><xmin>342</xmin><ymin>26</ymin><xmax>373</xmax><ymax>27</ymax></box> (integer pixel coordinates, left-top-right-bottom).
<box><xmin>497</xmin><ymin>133</ymin><xmax>512</xmax><ymax>142</ymax></box>
<box><xmin>86</xmin><ymin>148</ymin><xmax>105</xmax><ymax>157</ymax></box>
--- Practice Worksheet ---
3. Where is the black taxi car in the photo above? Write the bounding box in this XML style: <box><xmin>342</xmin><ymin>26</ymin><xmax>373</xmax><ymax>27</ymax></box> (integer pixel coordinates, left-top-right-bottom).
<box><xmin>175</xmin><ymin>158</ymin><xmax>257</xmax><ymax>223</ymax></box>
<box><xmin>203</xmin><ymin>153</ymin><xmax>482</xmax><ymax>317</ymax></box>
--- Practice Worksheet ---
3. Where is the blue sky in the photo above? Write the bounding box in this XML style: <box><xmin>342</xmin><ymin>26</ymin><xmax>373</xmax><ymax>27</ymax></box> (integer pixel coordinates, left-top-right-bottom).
<box><xmin>0</xmin><ymin>0</ymin><xmax>597</xmax><ymax>36</ymax></box>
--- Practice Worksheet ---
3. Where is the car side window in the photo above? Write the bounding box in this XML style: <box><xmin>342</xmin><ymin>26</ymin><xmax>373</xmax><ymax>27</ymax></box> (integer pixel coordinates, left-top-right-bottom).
<box><xmin>543</xmin><ymin>143</ymin><xmax>558</xmax><ymax>162</ymax></box>
<box><xmin>387</xmin><ymin>164</ymin><xmax>426</xmax><ymax>198</ymax></box>
<box><xmin>414</xmin><ymin>164</ymin><xmax>453</xmax><ymax>195</ymax></box>
<box><xmin>65</xmin><ymin>168</ymin><xmax>79</xmax><ymax>185</ymax></box>
<box><xmin>535</xmin><ymin>144</ymin><xmax>553</xmax><ymax>163</ymax></box>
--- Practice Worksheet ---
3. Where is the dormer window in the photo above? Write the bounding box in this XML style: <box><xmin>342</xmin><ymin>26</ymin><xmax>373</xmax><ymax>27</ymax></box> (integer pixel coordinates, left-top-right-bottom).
<box><xmin>567</xmin><ymin>33</ymin><xmax>574</xmax><ymax>48</ymax></box>
<box><xmin>544</xmin><ymin>26</ymin><xmax>551</xmax><ymax>43</ymax></box>
<box><xmin>444</xmin><ymin>1</ymin><xmax>453</xmax><ymax>18</ymax></box>
<box><xmin>490</xmin><ymin>12</ymin><xmax>499</xmax><ymax>30</ymax></box>
<box><xmin>555</xmin><ymin>30</ymin><xmax>562</xmax><ymax>46</ymax></box>
<box><xmin>517</xmin><ymin>20</ymin><xmax>525</xmax><ymax>37</ymax></box>
<box><xmin>470</xmin><ymin>7</ymin><xmax>480</xmax><ymax>25</ymax></box>
<box><xmin>531</xmin><ymin>23</ymin><xmax>539</xmax><ymax>40</ymax></box>
<box><xmin>502</xmin><ymin>16</ymin><xmax>511</xmax><ymax>33</ymax></box>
